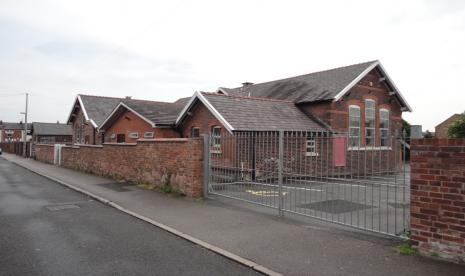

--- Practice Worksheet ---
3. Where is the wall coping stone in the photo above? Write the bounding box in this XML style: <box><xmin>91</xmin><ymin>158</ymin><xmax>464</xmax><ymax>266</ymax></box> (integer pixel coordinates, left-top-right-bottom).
<box><xmin>138</xmin><ymin>138</ymin><xmax>189</xmax><ymax>143</ymax></box>
<box><xmin>103</xmin><ymin>142</ymin><xmax>137</xmax><ymax>146</ymax></box>
<box><xmin>75</xmin><ymin>144</ymin><xmax>104</xmax><ymax>148</ymax></box>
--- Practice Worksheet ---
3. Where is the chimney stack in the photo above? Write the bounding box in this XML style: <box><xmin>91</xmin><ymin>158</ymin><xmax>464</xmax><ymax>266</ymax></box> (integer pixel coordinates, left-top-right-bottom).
<box><xmin>125</xmin><ymin>96</ymin><xmax>132</xmax><ymax>99</ymax></box>
<box><xmin>242</xmin><ymin>82</ymin><xmax>254</xmax><ymax>87</ymax></box>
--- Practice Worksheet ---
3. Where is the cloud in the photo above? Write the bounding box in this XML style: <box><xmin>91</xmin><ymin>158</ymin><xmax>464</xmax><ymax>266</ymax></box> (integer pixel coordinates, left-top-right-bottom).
<box><xmin>0</xmin><ymin>0</ymin><xmax>464</xmax><ymax>130</ymax></box>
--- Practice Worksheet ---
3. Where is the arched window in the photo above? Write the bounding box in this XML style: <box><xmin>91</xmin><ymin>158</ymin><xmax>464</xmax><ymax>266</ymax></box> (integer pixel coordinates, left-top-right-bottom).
<box><xmin>349</xmin><ymin>105</ymin><xmax>361</xmax><ymax>147</ymax></box>
<box><xmin>379</xmin><ymin>109</ymin><xmax>390</xmax><ymax>147</ymax></box>
<box><xmin>365</xmin><ymin>99</ymin><xmax>376</xmax><ymax>147</ymax></box>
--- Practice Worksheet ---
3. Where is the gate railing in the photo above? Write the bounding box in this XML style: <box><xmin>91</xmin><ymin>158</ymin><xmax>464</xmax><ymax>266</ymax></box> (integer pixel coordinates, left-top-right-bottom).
<box><xmin>206</xmin><ymin>130</ymin><xmax>410</xmax><ymax>238</ymax></box>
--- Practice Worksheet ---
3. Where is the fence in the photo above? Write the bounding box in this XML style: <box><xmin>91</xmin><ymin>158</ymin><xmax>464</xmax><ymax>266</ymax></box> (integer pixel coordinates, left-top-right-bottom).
<box><xmin>207</xmin><ymin>130</ymin><xmax>410</xmax><ymax>237</ymax></box>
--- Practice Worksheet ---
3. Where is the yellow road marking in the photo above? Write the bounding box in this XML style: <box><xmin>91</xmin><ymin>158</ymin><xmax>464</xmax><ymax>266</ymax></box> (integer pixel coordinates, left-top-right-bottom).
<box><xmin>245</xmin><ymin>190</ymin><xmax>288</xmax><ymax>197</ymax></box>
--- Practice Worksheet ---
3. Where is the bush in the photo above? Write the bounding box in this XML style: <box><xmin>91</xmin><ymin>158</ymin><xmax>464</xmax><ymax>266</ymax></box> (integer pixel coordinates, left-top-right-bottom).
<box><xmin>447</xmin><ymin>113</ymin><xmax>465</xmax><ymax>138</ymax></box>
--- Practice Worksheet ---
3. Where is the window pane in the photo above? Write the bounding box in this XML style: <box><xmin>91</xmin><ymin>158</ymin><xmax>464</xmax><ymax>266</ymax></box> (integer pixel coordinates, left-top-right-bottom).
<box><xmin>380</xmin><ymin>129</ymin><xmax>389</xmax><ymax>138</ymax></box>
<box><xmin>306</xmin><ymin>136</ymin><xmax>316</xmax><ymax>153</ymax></box>
<box><xmin>349</xmin><ymin>128</ymin><xmax>359</xmax><ymax>137</ymax></box>
<box><xmin>349</xmin><ymin>117</ymin><xmax>360</xmax><ymax>127</ymax></box>
<box><xmin>349</xmin><ymin>137</ymin><xmax>359</xmax><ymax>147</ymax></box>
<box><xmin>365</xmin><ymin>100</ymin><xmax>375</xmax><ymax>109</ymax></box>
<box><xmin>365</xmin><ymin>118</ymin><xmax>375</xmax><ymax>128</ymax></box>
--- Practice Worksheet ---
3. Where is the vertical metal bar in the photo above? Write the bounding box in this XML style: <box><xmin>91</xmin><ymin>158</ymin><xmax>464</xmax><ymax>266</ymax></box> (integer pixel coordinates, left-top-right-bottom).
<box><xmin>393</xmin><ymin>135</ymin><xmax>397</xmax><ymax>234</ymax></box>
<box><xmin>402</xmin><ymin>129</ymin><xmax>407</xmax><ymax>233</ymax></box>
<box><xmin>326</xmin><ymin>131</ymin><xmax>330</xmax><ymax>220</ymax></box>
<box><xmin>278</xmin><ymin>130</ymin><xmax>284</xmax><ymax>216</ymax></box>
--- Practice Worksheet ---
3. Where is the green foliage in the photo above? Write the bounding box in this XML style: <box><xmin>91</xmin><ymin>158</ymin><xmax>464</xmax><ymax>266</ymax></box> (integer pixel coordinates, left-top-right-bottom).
<box><xmin>402</xmin><ymin>119</ymin><xmax>411</xmax><ymax>139</ymax></box>
<box><xmin>447</xmin><ymin>113</ymin><xmax>465</xmax><ymax>138</ymax></box>
<box><xmin>397</xmin><ymin>243</ymin><xmax>417</xmax><ymax>255</ymax></box>
<box><xmin>402</xmin><ymin>119</ymin><xmax>411</xmax><ymax>161</ymax></box>
<box><xmin>423</xmin><ymin>130</ymin><xmax>433</xmax><ymax>138</ymax></box>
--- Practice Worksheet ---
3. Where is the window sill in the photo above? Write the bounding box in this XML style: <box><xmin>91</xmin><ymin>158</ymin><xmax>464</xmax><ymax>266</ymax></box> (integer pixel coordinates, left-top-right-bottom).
<box><xmin>305</xmin><ymin>152</ymin><xmax>319</xmax><ymax>157</ymax></box>
<box><xmin>348</xmin><ymin>147</ymin><xmax>392</xmax><ymax>151</ymax></box>
<box><xmin>211</xmin><ymin>149</ymin><xmax>222</xmax><ymax>154</ymax></box>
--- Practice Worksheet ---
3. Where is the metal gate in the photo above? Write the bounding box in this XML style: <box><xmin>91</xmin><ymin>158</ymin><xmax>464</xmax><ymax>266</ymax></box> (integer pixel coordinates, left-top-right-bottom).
<box><xmin>205</xmin><ymin>130</ymin><xmax>410</xmax><ymax>238</ymax></box>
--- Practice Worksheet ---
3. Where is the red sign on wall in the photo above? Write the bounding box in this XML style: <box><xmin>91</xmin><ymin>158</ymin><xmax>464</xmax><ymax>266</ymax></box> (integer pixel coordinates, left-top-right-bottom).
<box><xmin>332</xmin><ymin>136</ymin><xmax>347</xmax><ymax>167</ymax></box>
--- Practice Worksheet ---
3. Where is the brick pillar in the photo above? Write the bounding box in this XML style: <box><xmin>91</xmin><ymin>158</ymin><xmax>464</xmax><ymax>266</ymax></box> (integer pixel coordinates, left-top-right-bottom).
<box><xmin>410</xmin><ymin>139</ymin><xmax>465</xmax><ymax>262</ymax></box>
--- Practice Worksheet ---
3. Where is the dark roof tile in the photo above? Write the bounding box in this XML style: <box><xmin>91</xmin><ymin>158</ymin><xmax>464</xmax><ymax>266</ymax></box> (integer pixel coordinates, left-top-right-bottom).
<box><xmin>32</xmin><ymin>122</ymin><xmax>72</xmax><ymax>136</ymax></box>
<box><xmin>122</xmin><ymin>99</ymin><xmax>184</xmax><ymax>125</ymax></box>
<box><xmin>222</xmin><ymin>61</ymin><xmax>377</xmax><ymax>103</ymax></box>
<box><xmin>202</xmin><ymin>93</ymin><xmax>327</xmax><ymax>131</ymax></box>
<box><xmin>79</xmin><ymin>95</ymin><xmax>123</xmax><ymax>126</ymax></box>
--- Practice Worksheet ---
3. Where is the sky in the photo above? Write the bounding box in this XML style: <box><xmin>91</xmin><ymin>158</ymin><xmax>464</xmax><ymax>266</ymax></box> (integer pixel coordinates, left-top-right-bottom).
<box><xmin>0</xmin><ymin>0</ymin><xmax>464</xmax><ymax>131</ymax></box>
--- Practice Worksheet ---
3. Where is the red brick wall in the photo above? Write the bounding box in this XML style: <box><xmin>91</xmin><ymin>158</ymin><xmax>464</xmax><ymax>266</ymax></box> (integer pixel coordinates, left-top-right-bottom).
<box><xmin>71</xmin><ymin>107</ymin><xmax>100</xmax><ymax>144</ymax></box>
<box><xmin>410</xmin><ymin>138</ymin><xmax>465</xmax><ymax>262</ymax></box>
<box><xmin>299</xmin><ymin>69</ymin><xmax>403</xmax><ymax>140</ymax></box>
<box><xmin>59</xmin><ymin>139</ymin><xmax>204</xmax><ymax>197</ymax></box>
<box><xmin>34</xmin><ymin>144</ymin><xmax>55</xmax><ymax>164</ymax></box>
<box><xmin>104</xmin><ymin>110</ymin><xmax>180</xmax><ymax>143</ymax></box>
<box><xmin>179</xmin><ymin>102</ymin><xmax>223</xmax><ymax>138</ymax></box>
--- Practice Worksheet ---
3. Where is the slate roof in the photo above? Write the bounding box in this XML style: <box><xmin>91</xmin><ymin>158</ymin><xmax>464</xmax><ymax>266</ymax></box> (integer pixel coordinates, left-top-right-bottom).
<box><xmin>174</xmin><ymin>97</ymin><xmax>191</xmax><ymax>105</ymax></box>
<box><xmin>32</xmin><ymin>122</ymin><xmax>72</xmax><ymax>136</ymax></box>
<box><xmin>220</xmin><ymin>61</ymin><xmax>377</xmax><ymax>103</ymax></box>
<box><xmin>121</xmin><ymin>99</ymin><xmax>185</xmax><ymax>125</ymax></box>
<box><xmin>201</xmin><ymin>93</ymin><xmax>327</xmax><ymax>131</ymax></box>
<box><xmin>0</xmin><ymin>122</ymin><xmax>32</xmax><ymax>130</ymax></box>
<box><xmin>79</xmin><ymin>95</ymin><xmax>123</xmax><ymax>126</ymax></box>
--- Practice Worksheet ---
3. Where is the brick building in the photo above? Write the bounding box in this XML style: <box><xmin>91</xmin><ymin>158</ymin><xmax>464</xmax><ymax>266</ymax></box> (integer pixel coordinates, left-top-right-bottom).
<box><xmin>67</xmin><ymin>94</ymin><xmax>122</xmax><ymax>145</ymax></box>
<box><xmin>175</xmin><ymin>60</ymin><xmax>411</xmax><ymax>176</ymax></box>
<box><xmin>98</xmin><ymin>98</ymin><xmax>184</xmax><ymax>143</ymax></box>
<box><xmin>435</xmin><ymin>114</ymin><xmax>463</xmax><ymax>138</ymax></box>
<box><xmin>0</xmin><ymin>121</ymin><xmax>32</xmax><ymax>143</ymax></box>
<box><xmin>216</xmin><ymin>60</ymin><xmax>410</xmax><ymax>142</ymax></box>
<box><xmin>31</xmin><ymin>122</ymin><xmax>73</xmax><ymax>144</ymax></box>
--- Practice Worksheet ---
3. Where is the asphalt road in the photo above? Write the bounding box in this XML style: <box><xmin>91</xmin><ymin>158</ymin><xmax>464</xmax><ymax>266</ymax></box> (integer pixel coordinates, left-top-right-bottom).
<box><xmin>0</xmin><ymin>157</ymin><xmax>261</xmax><ymax>276</ymax></box>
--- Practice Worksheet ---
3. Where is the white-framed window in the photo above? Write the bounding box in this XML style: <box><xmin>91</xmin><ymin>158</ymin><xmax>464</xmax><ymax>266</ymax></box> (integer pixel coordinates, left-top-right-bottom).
<box><xmin>128</xmin><ymin>132</ymin><xmax>139</xmax><ymax>139</ymax></box>
<box><xmin>380</xmin><ymin>109</ymin><xmax>390</xmax><ymax>147</ymax></box>
<box><xmin>191</xmin><ymin>127</ymin><xmax>200</xmax><ymax>138</ymax></box>
<box><xmin>365</xmin><ymin>99</ymin><xmax>376</xmax><ymax>147</ymax></box>
<box><xmin>212</xmin><ymin>126</ymin><xmax>221</xmax><ymax>151</ymax></box>
<box><xmin>306</xmin><ymin>133</ymin><xmax>317</xmax><ymax>156</ymax></box>
<box><xmin>144</xmin><ymin>132</ymin><xmax>154</xmax><ymax>138</ymax></box>
<box><xmin>349</xmin><ymin>105</ymin><xmax>361</xmax><ymax>148</ymax></box>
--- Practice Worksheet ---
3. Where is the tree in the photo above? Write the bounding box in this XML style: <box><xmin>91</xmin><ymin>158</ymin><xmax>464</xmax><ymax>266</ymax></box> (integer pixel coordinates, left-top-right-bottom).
<box><xmin>402</xmin><ymin>119</ymin><xmax>411</xmax><ymax>139</ymax></box>
<box><xmin>447</xmin><ymin>113</ymin><xmax>465</xmax><ymax>138</ymax></box>
<box><xmin>423</xmin><ymin>130</ymin><xmax>433</xmax><ymax>138</ymax></box>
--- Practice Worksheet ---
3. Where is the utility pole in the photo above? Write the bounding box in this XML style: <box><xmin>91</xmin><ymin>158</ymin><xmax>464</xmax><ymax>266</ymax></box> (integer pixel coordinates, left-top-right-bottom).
<box><xmin>21</xmin><ymin>93</ymin><xmax>29</xmax><ymax>157</ymax></box>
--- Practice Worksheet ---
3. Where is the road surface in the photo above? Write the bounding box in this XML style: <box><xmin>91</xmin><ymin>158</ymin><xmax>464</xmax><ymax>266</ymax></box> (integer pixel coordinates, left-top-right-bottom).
<box><xmin>0</xmin><ymin>157</ymin><xmax>260</xmax><ymax>276</ymax></box>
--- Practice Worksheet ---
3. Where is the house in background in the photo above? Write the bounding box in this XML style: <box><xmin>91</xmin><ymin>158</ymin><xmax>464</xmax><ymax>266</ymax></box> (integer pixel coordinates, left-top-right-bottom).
<box><xmin>435</xmin><ymin>113</ymin><xmax>462</xmax><ymax>138</ymax></box>
<box><xmin>0</xmin><ymin>121</ymin><xmax>32</xmax><ymax>143</ymax></box>
<box><xmin>98</xmin><ymin>98</ymin><xmax>184</xmax><ymax>143</ymax></box>
<box><xmin>67</xmin><ymin>94</ymin><xmax>122</xmax><ymax>145</ymax></box>
<box><xmin>31</xmin><ymin>122</ymin><xmax>73</xmax><ymax>144</ymax></box>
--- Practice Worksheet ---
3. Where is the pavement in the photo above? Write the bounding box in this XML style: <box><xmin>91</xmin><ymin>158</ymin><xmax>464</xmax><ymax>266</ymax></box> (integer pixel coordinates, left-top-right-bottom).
<box><xmin>2</xmin><ymin>153</ymin><xmax>465</xmax><ymax>276</ymax></box>
<box><xmin>0</xmin><ymin>157</ymin><xmax>260</xmax><ymax>276</ymax></box>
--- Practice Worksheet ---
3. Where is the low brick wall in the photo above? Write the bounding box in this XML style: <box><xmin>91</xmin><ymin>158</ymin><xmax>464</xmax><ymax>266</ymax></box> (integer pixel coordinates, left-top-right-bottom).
<box><xmin>410</xmin><ymin>139</ymin><xmax>465</xmax><ymax>262</ymax></box>
<box><xmin>0</xmin><ymin>142</ymin><xmax>31</xmax><ymax>157</ymax></box>
<box><xmin>34</xmin><ymin>144</ymin><xmax>55</xmax><ymax>164</ymax></box>
<box><xmin>58</xmin><ymin>139</ymin><xmax>204</xmax><ymax>197</ymax></box>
